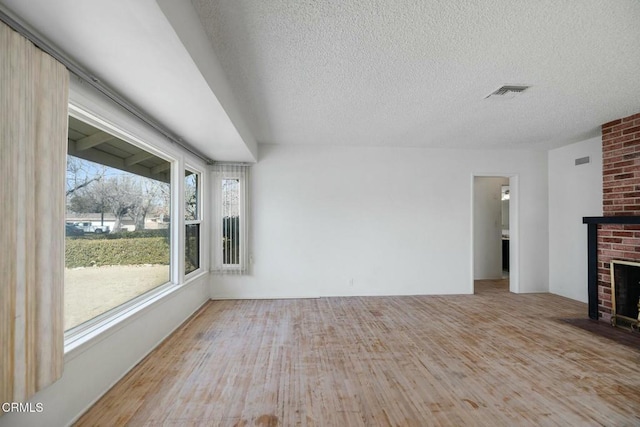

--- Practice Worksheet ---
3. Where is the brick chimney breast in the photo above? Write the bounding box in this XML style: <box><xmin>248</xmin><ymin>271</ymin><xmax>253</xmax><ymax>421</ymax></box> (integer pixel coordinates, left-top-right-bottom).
<box><xmin>598</xmin><ymin>112</ymin><xmax>640</xmax><ymax>321</ymax></box>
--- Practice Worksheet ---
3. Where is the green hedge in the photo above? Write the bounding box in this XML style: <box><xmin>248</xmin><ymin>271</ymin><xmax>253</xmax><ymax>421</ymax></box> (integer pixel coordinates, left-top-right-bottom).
<box><xmin>71</xmin><ymin>229</ymin><xmax>169</xmax><ymax>241</ymax></box>
<box><xmin>65</xmin><ymin>236</ymin><xmax>170</xmax><ymax>268</ymax></box>
<box><xmin>102</xmin><ymin>229</ymin><xmax>169</xmax><ymax>240</ymax></box>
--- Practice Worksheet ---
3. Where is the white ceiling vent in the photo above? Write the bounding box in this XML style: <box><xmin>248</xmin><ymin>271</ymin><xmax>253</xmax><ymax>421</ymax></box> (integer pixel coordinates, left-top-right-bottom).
<box><xmin>485</xmin><ymin>85</ymin><xmax>530</xmax><ymax>99</ymax></box>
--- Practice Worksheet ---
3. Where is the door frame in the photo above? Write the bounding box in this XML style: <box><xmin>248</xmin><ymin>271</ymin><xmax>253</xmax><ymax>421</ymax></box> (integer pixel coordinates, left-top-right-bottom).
<box><xmin>471</xmin><ymin>173</ymin><xmax>519</xmax><ymax>294</ymax></box>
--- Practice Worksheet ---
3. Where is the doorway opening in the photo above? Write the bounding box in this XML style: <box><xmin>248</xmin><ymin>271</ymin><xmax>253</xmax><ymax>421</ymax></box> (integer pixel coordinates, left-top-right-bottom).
<box><xmin>472</xmin><ymin>175</ymin><xmax>518</xmax><ymax>294</ymax></box>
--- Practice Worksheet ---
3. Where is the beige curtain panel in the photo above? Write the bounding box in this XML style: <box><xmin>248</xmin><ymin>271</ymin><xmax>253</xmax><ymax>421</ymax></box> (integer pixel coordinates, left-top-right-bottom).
<box><xmin>1</xmin><ymin>20</ymin><xmax>68</xmax><ymax>406</ymax></box>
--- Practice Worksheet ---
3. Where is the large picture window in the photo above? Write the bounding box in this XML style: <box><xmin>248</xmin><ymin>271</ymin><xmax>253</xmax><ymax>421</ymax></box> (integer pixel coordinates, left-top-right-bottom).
<box><xmin>65</xmin><ymin>116</ymin><xmax>172</xmax><ymax>330</ymax></box>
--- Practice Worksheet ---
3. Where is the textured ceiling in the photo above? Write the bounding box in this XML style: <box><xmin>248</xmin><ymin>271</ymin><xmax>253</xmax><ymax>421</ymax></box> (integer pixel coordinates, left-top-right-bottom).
<box><xmin>2</xmin><ymin>0</ymin><xmax>639</xmax><ymax>157</ymax></box>
<box><xmin>192</xmin><ymin>0</ymin><xmax>640</xmax><ymax>150</ymax></box>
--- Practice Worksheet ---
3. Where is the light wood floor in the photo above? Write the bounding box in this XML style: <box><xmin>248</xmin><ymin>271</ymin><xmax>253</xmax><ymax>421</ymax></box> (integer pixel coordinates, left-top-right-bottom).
<box><xmin>76</xmin><ymin>280</ymin><xmax>640</xmax><ymax>426</ymax></box>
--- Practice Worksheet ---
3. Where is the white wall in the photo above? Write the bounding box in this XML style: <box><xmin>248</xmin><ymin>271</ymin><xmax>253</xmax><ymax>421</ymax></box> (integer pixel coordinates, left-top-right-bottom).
<box><xmin>211</xmin><ymin>144</ymin><xmax>549</xmax><ymax>298</ymax></box>
<box><xmin>548</xmin><ymin>136</ymin><xmax>603</xmax><ymax>302</ymax></box>
<box><xmin>474</xmin><ymin>177</ymin><xmax>508</xmax><ymax>280</ymax></box>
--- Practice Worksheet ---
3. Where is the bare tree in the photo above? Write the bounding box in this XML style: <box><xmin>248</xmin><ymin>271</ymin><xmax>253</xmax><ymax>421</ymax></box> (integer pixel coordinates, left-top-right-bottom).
<box><xmin>129</xmin><ymin>180</ymin><xmax>166</xmax><ymax>231</ymax></box>
<box><xmin>99</xmin><ymin>176</ymin><xmax>139</xmax><ymax>233</ymax></box>
<box><xmin>156</xmin><ymin>180</ymin><xmax>171</xmax><ymax>223</ymax></box>
<box><xmin>67</xmin><ymin>156</ymin><xmax>170</xmax><ymax>232</ymax></box>
<box><xmin>185</xmin><ymin>173</ymin><xmax>198</xmax><ymax>220</ymax></box>
<box><xmin>68</xmin><ymin>188</ymin><xmax>102</xmax><ymax>213</ymax></box>
<box><xmin>66</xmin><ymin>155</ymin><xmax>104</xmax><ymax>197</ymax></box>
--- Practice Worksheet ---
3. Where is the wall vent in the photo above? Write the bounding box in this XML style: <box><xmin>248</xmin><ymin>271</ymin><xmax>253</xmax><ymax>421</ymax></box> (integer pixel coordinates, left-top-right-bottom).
<box><xmin>575</xmin><ymin>156</ymin><xmax>590</xmax><ymax>166</ymax></box>
<box><xmin>485</xmin><ymin>85</ymin><xmax>530</xmax><ymax>99</ymax></box>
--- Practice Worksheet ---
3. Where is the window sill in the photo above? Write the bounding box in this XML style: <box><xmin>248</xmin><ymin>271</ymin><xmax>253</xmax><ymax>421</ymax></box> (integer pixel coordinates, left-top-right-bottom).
<box><xmin>63</xmin><ymin>277</ymin><xmax>202</xmax><ymax>362</ymax></box>
<box><xmin>213</xmin><ymin>267</ymin><xmax>248</xmax><ymax>275</ymax></box>
<box><xmin>184</xmin><ymin>268</ymin><xmax>207</xmax><ymax>284</ymax></box>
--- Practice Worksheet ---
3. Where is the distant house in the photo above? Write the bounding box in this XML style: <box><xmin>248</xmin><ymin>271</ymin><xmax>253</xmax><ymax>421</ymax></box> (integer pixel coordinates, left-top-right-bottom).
<box><xmin>65</xmin><ymin>212</ymin><xmax>169</xmax><ymax>232</ymax></box>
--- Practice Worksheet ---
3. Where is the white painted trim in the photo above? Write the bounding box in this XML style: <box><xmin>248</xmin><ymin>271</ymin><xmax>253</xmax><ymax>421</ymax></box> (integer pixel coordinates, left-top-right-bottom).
<box><xmin>184</xmin><ymin>164</ymin><xmax>206</xmax><ymax>280</ymax></box>
<box><xmin>173</xmin><ymin>155</ymin><xmax>184</xmax><ymax>285</ymax></box>
<box><xmin>469</xmin><ymin>174</ymin><xmax>475</xmax><ymax>294</ymax></box>
<box><xmin>211</xmin><ymin>295</ymin><xmax>320</xmax><ymax>300</ymax></box>
<box><xmin>509</xmin><ymin>175</ymin><xmax>520</xmax><ymax>294</ymax></box>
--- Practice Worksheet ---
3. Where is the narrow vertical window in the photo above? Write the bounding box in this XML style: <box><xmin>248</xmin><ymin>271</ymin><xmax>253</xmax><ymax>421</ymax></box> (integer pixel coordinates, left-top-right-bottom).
<box><xmin>222</xmin><ymin>178</ymin><xmax>240</xmax><ymax>265</ymax></box>
<box><xmin>185</xmin><ymin>169</ymin><xmax>201</xmax><ymax>275</ymax></box>
<box><xmin>213</xmin><ymin>164</ymin><xmax>249</xmax><ymax>273</ymax></box>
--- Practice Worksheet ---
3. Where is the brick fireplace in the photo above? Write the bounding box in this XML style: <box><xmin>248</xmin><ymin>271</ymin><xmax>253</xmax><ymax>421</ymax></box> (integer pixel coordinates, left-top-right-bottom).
<box><xmin>584</xmin><ymin>112</ymin><xmax>640</xmax><ymax>322</ymax></box>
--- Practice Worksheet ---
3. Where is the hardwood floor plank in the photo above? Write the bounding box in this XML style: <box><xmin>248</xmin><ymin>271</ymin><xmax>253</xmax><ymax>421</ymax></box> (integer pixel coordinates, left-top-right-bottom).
<box><xmin>75</xmin><ymin>280</ymin><xmax>640</xmax><ymax>426</ymax></box>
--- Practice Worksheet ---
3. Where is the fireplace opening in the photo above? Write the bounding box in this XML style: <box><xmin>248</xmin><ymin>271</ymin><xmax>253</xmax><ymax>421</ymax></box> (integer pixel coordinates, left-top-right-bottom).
<box><xmin>610</xmin><ymin>260</ymin><xmax>640</xmax><ymax>330</ymax></box>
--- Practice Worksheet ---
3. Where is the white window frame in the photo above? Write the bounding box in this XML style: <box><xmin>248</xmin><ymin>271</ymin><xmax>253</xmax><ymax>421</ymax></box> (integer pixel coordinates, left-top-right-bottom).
<box><xmin>64</xmin><ymin>105</ymin><xmax>178</xmax><ymax>350</ymax></box>
<box><xmin>184</xmin><ymin>165</ymin><xmax>203</xmax><ymax>278</ymax></box>
<box><xmin>63</xmin><ymin>79</ymin><xmax>210</xmax><ymax>356</ymax></box>
<box><xmin>212</xmin><ymin>165</ymin><xmax>250</xmax><ymax>274</ymax></box>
